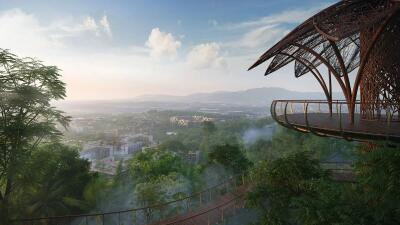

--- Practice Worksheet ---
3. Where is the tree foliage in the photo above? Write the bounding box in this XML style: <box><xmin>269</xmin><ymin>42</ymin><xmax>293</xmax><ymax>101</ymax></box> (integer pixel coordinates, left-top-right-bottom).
<box><xmin>129</xmin><ymin>149</ymin><xmax>185</xmax><ymax>183</ymax></box>
<box><xmin>18</xmin><ymin>143</ymin><xmax>95</xmax><ymax>218</ymax></box>
<box><xmin>0</xmin><ymin>49</ymin><xmax>70</xmax><ymax>222</ymax></box>
<box><xmin>247</xmin><ymin>144</ymin><xmax>400</xmax><ymax>225</ymax></box>
<box><xmin>209</xmin><ymin>144</ymin><xmax>252</xmax><ymax>174</ymax></box>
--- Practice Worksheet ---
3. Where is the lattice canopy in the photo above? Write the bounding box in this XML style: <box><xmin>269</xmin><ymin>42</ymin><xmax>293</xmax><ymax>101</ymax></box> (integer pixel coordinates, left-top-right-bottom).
<box><xmin>248</xmin><ymin>0</ymin><xmax>398</xmax><ymax>78</ymax></box>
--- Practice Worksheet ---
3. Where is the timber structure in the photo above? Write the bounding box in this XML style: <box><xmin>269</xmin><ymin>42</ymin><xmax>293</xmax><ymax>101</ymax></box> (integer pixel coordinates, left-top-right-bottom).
<box><xmin>249</xmin><ymin>0</ymin><xmax>400</xmax><ymax>142</ymax></box>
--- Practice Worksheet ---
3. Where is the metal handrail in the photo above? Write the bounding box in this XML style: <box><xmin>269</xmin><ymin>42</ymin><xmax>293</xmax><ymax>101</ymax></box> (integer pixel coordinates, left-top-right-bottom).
<box><xmin>270</xmin><ymin>99</ymin><xmax>400</xmax><ymax>142</ymax></box>
<box><xmin>13</xmin><ymin>163</ymin><xmax>354</xmax><ymax>225</ymax></box>
<box><xmin>272</xmin><ymin>100</ymin><xmax>399</xmax><ymax>121</ymax></box>
<box><xmin>272</xmin><ymin>99</ymin><xmax>397</xmax><ymax>104</ymax></box>
<box><xmin>14</xmin><ymin>171</ymin><xmax>251</xmax><ymax>224</ymax></box>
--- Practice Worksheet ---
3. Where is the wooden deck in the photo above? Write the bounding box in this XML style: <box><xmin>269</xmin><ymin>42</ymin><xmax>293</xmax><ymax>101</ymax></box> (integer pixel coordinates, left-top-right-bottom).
<box><xmin>276</xmin><ymin>113</ymin><xmax>400</xmax><ymax>142</ymax></box>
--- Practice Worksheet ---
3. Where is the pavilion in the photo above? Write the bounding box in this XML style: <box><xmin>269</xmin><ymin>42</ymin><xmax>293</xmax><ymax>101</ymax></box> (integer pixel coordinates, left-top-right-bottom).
<box><xmin>249</xmin><ymin>0</ymin><xmax>400</xmax><ymax>143</ymax></box>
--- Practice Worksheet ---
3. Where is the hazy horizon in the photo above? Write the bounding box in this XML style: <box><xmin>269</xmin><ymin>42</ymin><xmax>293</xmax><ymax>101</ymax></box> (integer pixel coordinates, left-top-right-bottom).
<box><xmin>55</xmin><ymin>86</ymin><xmax>331</xmax><ymax>102</ymax></box>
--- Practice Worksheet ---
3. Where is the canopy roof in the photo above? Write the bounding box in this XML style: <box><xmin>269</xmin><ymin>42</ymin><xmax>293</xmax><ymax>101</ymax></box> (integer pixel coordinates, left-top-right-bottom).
<box><xmin>248</xmin><ymin>0</ymin><xmax>398</xmax><ymax>77</ymax></box>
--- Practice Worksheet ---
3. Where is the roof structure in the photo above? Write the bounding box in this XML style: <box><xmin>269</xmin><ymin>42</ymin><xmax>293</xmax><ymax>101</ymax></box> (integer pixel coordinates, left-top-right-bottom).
<box><xmin>249</xmin><ymin>0</ymin><xmax>398</xmax><ymax>77</ymax></box>
<box><xmin>249</xmin><ymin>0</ymin><xmax>400</xmax><ymax>142</ymax></box>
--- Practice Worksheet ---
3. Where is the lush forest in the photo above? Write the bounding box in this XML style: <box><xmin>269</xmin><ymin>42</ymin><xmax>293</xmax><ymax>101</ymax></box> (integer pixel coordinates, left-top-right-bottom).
<box><xmin>1</xmin><ymin>49</ymin><xmax>400</xmax><ymax>225</ymax></box>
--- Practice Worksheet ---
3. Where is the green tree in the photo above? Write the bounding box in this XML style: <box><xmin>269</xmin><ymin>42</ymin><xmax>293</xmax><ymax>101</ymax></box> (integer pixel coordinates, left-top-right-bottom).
<box><xmin>129</xmin><ymin>149</ymin><xmax>185</xmax><ymax>183</ymax></box>
<box><xmin>20</xmin><ymin>143</ymin><xmax>95</xmax><ymax>218</ymax></box>
<box><xmin>135</xmin><ymin>181</ymin><xmax>165</xmax><ymax>222</ymax></box>
<box><xmin>352</xmin><ymin>144</ymin><xmax>400</xmax><ymax>224</ymax></box>
<box><xmin>246</xmin><ymin>151</ymin><xmax>325</xmax><ymax>225</ymax></box>
<box><xmin>208</xmin><ymin>144</ymin><xmax>252</xmax><ymax>174</ymax></box>
<box><xmin>0</xmin><ymin>49</ymin><xmax>70</xmax><ymax>223</ymax></box>
<box><xmin>158</xmin><ymin>139</ymin><xmax>187</xmax><ymax>155</ymax></box>
<box><xmin>200</xmin><ymin>121</ymin><xmax>217</xmax><ymax>156</ymax></box>
<box><xmin>202</xmin><ymin>121</ymin><xmax>216</xmax><ymax>135</ymax></box>
<box><xmin>113</xmin><ymin>160</ymin><xmax>125</xmax><ymax>186</ymax></box>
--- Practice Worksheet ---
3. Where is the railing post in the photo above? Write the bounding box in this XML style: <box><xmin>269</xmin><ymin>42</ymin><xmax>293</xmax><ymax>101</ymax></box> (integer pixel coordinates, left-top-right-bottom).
<box><xmin>221</xmin><ymin>208</ymin><xmax>224</xmax><ymax>222</ymax></box>
<box><xmin>339</xmin><ymin>103</ymin><xmax>343</xmax><ymax>134</ymax></box>
<box><xmin>199</xmin><ymin>193</ymin><xmax>202</xmax><ymax>205</ymax></box>
<box><xmin>290</xmin><ymin>102</ymin><xmax>294</xmax><ymax>114</ymax></box>
<box><xmin>305</xmin><ymin>102</ymin><xmax>310</xmax><ymax>129</ymax></box>
<box><xmin>386</xmin><ymin>109</ymin><xmax>391</xmax><ymax>140</ymax></box>
<box><xmin>133</xmin><ymin>210</ymin><xmax>137</xmax><ymax>225</ymax></box>
<box><xmin>118</xmin><ymin>212</ymin><xmax>121</xmax><ymax>225</ymax></box>
<box><xmin>336</xmin><ymin>100</ymin><xmax>339</xmax><ymax>114</ymax></box>
<box><xmin>284</xmin><ymin>101</ymin><xmax>290</xmax><ymax>125</ymax></box>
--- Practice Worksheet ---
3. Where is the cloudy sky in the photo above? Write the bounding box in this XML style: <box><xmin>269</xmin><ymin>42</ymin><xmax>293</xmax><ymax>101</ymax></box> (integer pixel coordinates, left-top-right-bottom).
<box><xmin>0</xmin><ymin>0</ymin><xmax>334</xmax><ymax>100</ymax></box>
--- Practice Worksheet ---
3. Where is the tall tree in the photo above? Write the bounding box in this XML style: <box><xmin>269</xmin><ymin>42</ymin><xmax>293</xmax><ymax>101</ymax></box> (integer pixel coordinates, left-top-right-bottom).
<box><xmin>0</xmin><ymin>49</ymin><xmax>70</xmax><ymax>223</ymax></box>
<box><xmin>209</xmin><ymin>144</ymin><xmax>252</xmax><ymax>174</ymax></box>
<box><xmin>21</xmin><ymin>143</ymin><xmax>94</xmax><ymax>218</ymax></box>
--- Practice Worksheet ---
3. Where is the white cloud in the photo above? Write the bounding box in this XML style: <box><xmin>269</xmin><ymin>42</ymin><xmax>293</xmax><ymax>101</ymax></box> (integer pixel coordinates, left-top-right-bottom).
<box><xmin>82</xmin><ymin>16</ymin><xmax>98</xmax><ymax>32</ymax></box>
<box><xmin>221</xmin><ymin>4</ymin><xmax>328</xmax><ymax>50</ymax></box>
<box><xmin>100</xmin><ymin>15</ymin><xmax>112</xmax><ymax>37</ymax></box>
<box><xmin>0</xmin><ymin>9</ymin><xmax>113</xmax><ymax>56</ymax></box>
<box><xmin>57</xmin><ymin>15</ymin><xmax>112</xmax><ymax>38</ymax></box>
<box><xmin>146</xmin><ymin>28</ymin><xmax>181</xmax><ymax>58</ymax></box>
<box><xmin>187</xmin><ymin>42</ymin><xmax>226</xmax><ymax>69</ymax></box>
<box><xmin>227</xmin><ymin>4</ymin><xmax>328</xmax><ymax>29</ymax></box>
<box><xmin>227</xmin><ymin>25</ymin><xmax>290</xmax><ymax>48</ymax></box>
<box><xmin>0</xmin><ymin>9</ymin><xmax>62</xmax><ymax>54</ymax></box>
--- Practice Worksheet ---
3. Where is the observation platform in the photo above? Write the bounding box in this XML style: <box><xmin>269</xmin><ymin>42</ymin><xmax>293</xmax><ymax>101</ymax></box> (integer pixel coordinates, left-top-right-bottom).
<box><xmin>271</xmin><ymin>100</ymin><xmax>400</xmax><ymax>143</ymax></box>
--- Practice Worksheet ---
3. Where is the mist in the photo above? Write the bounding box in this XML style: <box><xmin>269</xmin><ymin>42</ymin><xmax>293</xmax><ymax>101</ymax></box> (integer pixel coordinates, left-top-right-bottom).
<box><xmin>242</xmin><ymin>124</ymin><xmax>276</xmax><ymax>145</ymax></box>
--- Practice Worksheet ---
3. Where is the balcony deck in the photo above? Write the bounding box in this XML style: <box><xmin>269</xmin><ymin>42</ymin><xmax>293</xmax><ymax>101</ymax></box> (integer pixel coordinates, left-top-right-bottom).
<box><xmin>270</xmin><ymin>99</ymin><xmax>400</xmax><ymax>144</ymax></box>
<box><xmin>275</xmin><ymin>113</ymin><xmax>400</xmax><ymax>142</ymax></box>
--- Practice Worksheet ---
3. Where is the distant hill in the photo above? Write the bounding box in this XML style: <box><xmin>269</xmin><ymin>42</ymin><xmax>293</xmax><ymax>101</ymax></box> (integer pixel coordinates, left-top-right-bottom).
<box><xmin>133</xmin><ymin>87</ymin><xmax>333</xmax><ymax>106</ymax></box>
<box><xmin>56</xmin><ymin>87</ymin><xmax>339</xmax><ymax>114</ymax></box>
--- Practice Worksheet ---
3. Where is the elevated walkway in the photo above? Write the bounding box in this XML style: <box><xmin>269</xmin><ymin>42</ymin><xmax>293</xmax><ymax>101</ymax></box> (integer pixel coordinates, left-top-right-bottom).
<box><xmin>272</xmin><ymin>100</ymin><xmax>400</xmax><ymax>142</ymax></box>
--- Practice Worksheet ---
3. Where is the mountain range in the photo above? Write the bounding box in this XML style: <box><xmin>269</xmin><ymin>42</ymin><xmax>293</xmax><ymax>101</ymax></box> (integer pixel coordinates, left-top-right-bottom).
<box><xmin>132</xmin><ymin>87</ymin><xmax>335</xmax><ymax>106</ymax></box>
<box><xmin>56</xmin><ymin>87</ymin><xmax>339</xmax><ymax>114</ymax></box>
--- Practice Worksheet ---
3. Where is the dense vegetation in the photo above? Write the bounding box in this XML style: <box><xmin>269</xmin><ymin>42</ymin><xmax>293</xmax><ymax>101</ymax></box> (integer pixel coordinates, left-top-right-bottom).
<box><xmin>247</xmin><ymin>143</ymin><xmax>400</xmax><ymax>225</ymax></box>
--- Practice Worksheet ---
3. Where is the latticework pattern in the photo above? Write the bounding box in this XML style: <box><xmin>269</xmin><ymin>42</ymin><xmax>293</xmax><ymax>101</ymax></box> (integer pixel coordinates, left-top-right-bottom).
<box><xmin>360</xmin><ymin>12</ymin><xmax>400</xmax><ymax>120</ymax></box>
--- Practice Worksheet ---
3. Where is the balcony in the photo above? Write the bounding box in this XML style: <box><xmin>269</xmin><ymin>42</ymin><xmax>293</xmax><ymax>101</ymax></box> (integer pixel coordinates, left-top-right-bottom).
<box><xmin>271</xmin><ymin>100</ymin><xmax>400</xmax><ymax>142</ymax></box>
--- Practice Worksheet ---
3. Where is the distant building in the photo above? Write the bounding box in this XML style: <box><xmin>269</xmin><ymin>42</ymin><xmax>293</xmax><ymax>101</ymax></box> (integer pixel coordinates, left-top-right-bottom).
<box><xmin>185</xmin><ymin>151</ymin><xmax>200</xmax><ymax>164</ymax></box>
<box><xmin>81</xmin><ymin>146</ymin><xmax>111</xmax><ymax>160</ymax></box>
<box><xmin>128</xmin><ymin>142</ymin><xmax>144</xmax><ymax>154</ymax></box>
<box><xmin>170</xmin><ymin>115</ymin><xmax>215</xmax><ymax>127</ymax></box>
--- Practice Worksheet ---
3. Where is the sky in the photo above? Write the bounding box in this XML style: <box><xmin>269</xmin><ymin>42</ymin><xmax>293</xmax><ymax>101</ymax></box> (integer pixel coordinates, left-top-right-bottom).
<box><xmin>0</xmin><ymin>0</ymin><xmax>336</xmax><ymax>100</ymax></box>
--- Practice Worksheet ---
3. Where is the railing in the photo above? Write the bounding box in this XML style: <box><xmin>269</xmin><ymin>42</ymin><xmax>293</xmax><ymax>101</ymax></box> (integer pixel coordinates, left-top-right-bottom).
<box><xmin>320</xmin><ymin>161</ymin><xmax>353</xmax><ymax>172</ymax></box>
<box><xmin>13</xmin><ymin>163</ymin><xmax>355</xmax><ymax>225</ymax></box>
<box><xmin>270</xmin><ymin>100</ymin><xmax>400</xmax><ymax>142</ymax></box>
<box><xmin>12</xmin><ymin>171</ymin><xmax>252</xmax><ymax>225</ymax></box>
